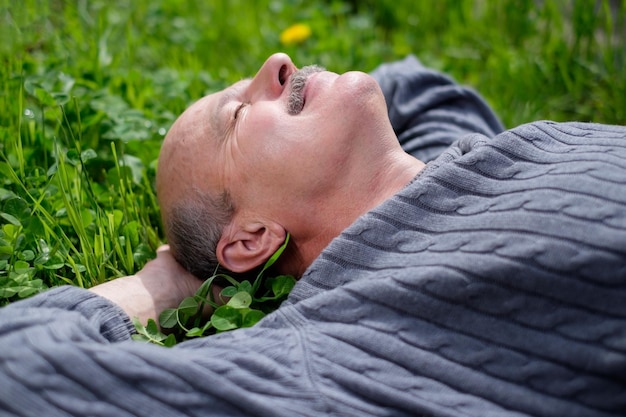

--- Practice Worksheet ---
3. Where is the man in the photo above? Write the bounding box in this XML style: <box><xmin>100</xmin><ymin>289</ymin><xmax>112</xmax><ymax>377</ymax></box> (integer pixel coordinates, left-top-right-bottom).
<box><xmin>0</xmin><ymin>53</ymin><xmax>625</xmax><ymax>417</ymax></box>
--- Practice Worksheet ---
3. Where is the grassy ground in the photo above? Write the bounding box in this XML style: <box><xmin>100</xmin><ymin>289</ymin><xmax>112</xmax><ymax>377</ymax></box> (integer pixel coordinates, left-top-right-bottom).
<box><xmin>0</xmin><ymin>0</ymin><xmax>624</xmax><ymax>304</ymax></box>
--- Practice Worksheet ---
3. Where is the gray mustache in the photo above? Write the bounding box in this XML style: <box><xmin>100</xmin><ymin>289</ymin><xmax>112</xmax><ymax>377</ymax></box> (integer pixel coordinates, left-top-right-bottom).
<box><xmin>287</xmin><ymin>65</ymin><xmax>325</xmax><ymax>115</ymax></box>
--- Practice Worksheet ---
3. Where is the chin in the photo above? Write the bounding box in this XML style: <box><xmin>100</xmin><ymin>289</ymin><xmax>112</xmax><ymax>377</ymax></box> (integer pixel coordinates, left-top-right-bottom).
<box><xmin>340</xmin><ymin>71</ymin><xmax>381</xmax><ymax>95</ymax></box>
<box><xmin>337</xmin><ymin>71</ymin><xmax>387</xmax><ymax>118</ymax></box>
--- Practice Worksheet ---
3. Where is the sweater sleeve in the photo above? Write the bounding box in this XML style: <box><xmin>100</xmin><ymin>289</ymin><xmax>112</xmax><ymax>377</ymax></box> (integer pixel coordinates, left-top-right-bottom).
<box><xmin>0</xmin><ymin>286</ymin><xmax>135</xmax><ymax>343</ymax></box>
<box><xmin>370</xmin><ymin>55</ymin><xmax>504</xmax><ymax>162</ymax></box>
<box><xmin>0</xmin><ymin>286</ymin><xmax>325</xmax><ymax>417</ymax></box>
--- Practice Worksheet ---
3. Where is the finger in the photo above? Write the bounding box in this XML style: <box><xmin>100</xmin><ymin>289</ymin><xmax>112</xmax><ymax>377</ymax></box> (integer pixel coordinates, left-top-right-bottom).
<box><xmin>156</xmin><ymin>244</ymin><xmax>171</xmax><ymax>253</ymax></box>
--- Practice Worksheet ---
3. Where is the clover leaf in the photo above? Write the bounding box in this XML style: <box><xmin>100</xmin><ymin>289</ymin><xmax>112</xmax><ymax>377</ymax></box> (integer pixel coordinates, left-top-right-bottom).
<box><xmin>133</xmin><ymin>234</ymin><xmax>296</xmax><ymax>346</ymax></box>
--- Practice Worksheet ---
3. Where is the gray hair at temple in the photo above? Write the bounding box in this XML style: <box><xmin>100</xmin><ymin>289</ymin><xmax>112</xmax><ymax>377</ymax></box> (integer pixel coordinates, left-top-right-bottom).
<box><xmin>164</xmin><ymin>189</ymin><xmax>235</xmax><ymax>279</ymax></box>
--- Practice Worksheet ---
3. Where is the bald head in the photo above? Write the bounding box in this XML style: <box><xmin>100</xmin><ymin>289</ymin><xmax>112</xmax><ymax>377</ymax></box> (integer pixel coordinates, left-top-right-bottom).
<box><xmin>157</xmin><ymin>95</ymin><xmax>216</xmax><ymax>212</ymax></box>
<box><xmin>157</xmin><ymin>97</ymin><xmax>235</xmax><ymax>278</ymax></box>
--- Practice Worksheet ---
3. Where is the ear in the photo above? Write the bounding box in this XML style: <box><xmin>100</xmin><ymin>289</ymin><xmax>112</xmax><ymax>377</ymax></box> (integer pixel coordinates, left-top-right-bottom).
<box><xmin>216</xmin><ymin>221</ymin><xmax>286</xmax><ymax>273</ymax></box>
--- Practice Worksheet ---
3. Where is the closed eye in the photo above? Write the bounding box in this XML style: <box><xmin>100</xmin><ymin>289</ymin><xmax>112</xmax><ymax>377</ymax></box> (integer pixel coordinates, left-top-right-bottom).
<box><xmin>234</xmin><ymin>102</ymin><xmax>248</xmax><ymax>120</ymax></box>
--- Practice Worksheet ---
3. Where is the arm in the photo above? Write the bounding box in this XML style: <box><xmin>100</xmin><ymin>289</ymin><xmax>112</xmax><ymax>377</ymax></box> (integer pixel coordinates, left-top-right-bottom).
<box><xmin>89</xmin><ymin>245</ymin><xmax>202</xmax><ymax>325</ymax></box>
<box><xmin>0</xmin><ymin>247</ymin><xmax>320</xmax><ymax>417</ymax></box>
<box><xmin>370</xmin><ymin>55</ymin><xmax>504</xmax><ymax>162</ymax></box>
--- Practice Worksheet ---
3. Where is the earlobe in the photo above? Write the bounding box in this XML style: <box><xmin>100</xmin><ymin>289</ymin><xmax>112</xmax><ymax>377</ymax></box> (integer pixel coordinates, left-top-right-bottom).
<box><xmin>216</xmin><ymin>221</ymin><xmax>286</xmax><ymax>273</ymax></box>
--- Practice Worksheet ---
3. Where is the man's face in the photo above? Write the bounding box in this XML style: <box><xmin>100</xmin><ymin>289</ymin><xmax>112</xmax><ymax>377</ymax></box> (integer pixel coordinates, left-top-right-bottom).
<box><xmin>158</xmin><ymin>53</ymin><xmax>390</xmax><ymax>224</ymax></box>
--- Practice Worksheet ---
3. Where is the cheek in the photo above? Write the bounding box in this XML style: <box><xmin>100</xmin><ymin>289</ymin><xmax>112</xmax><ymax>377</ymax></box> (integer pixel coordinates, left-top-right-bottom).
<box><xmin>236</xmin><ymin>105</ymin><xmax>344</xmax><ymax>190</ymax></box>
<box><xmin>241</xmin><ymin>110</ymin><xmax>298</xmax><ymax>162</ymax></box>
<box><xmin>231</xmin><ymin>116</ymin><xmax>288</xmax><ymax>182</ymax></box>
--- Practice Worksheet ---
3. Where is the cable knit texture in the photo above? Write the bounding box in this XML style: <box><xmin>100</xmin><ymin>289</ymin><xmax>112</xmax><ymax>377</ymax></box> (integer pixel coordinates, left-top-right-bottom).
<box><xmin>0</xmin><ymin>57</ymin><xmax>624</xmax><ymax>417</ymax></box>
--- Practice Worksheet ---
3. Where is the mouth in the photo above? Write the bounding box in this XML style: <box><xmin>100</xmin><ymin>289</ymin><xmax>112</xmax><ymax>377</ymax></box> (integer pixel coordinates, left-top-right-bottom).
<box><xmin>287</xmin><ymin>64</ymin><xmax>325</xmax><ymax>115</ymax></box>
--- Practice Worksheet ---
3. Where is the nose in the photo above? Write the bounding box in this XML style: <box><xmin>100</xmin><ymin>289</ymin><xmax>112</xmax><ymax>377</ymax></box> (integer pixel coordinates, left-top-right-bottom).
<box><xmin>247</xmin><ymin>53</ymin><xmax>297</xmax><ymax>101</ymax></box>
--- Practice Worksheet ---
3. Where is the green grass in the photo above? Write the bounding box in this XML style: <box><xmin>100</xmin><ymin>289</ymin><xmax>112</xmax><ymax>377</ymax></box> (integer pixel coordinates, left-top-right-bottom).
<box><xmin>0</xmin><ymin>0</ymin><xmax>624</xmax><ymax>304</ymax></box>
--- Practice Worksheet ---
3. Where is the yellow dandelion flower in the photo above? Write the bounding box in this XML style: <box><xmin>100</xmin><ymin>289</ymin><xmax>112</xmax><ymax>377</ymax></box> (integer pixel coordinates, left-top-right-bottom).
<box><xmin>279</xmin><ymin>23</ymin><xmax>312</xmax><ymax>46</ymax></box>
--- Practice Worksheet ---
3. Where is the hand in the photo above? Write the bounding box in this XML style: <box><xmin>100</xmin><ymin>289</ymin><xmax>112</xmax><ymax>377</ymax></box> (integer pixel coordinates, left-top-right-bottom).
<box><xmin>135</xmin><ymin>244</ymin><xmax>202</xmax><ymax>297</ymax></box>
<box><xmin>90</xmin><ymin>245</ymin><xmax>202</xmax><ymax>325</ymax></box>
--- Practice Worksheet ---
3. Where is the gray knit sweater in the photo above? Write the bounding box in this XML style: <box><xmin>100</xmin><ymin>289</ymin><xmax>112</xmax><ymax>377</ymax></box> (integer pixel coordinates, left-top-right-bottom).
<box><xmin>1</xmin><ymin>57</ymin><xmax>625</xmax><ymax>417</ymax></box>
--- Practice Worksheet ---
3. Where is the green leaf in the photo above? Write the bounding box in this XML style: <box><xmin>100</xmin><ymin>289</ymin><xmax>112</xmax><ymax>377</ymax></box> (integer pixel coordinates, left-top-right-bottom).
<box><xmin>33</xmin><ymin>86</ymin><xmax>57</xmax><ymax>106</ymax></box>
<box><xmin>0</xmin><ymin>213</ymin><xmax>21</xmax><ymax>227</ymax></box>
<box><xmin>131</xmin><ymin>234</ymin><xmax>294</xmax><ymax>342</ymax></box>
<box><xmin>106</xmin><ymin>166</ymin><xmax>133</xmax><ymax>190</ymax></box>
<box><xmin>259</xmin><ymin>233</ymin><xmax>290</xmax><ymax>275</ymax></box>
<box><xmin>227</xmin><ymin>291</ymin><xmax>252</xmax><ymax>309</ymax></box>
<box><xmin>52</xmin><ymin>92</ymin><xmax>70</xmax><ymax>106</ymax></box>
<box><xmin>220</xmin><ymin>286</ymin><xmax>238</xmax><ymax>298</ymax></box>
<box><xmin>237</xmin><ymin>280</ymin><xmax>252</xmax><ymax>294</ymax></box>
<box><xmin>46</xmin><ymin>162</ymin><xmax>58</xmax><ymax>177</ymax></box>
<box><xmin>146</xmin><ymin>317</ymin><xmax>159</xmax><ymax>334</ymax></box>
<box><xmin>18</xmin><ymin>286</ymin><xmax>39</xmax><ymax>298</ymax></box>
<box><xmin>0</xmin><ymin>246</ymin><xmax>12</xmax><ymax>259</ymax></box>
<box><xmin>195</xmin><ymin>276</ymin><xmax>217</xmax><ymax>299</ymax></box>
<box><xmin>270</xmin><ymin>275</ymin><xmax>296</xmax><ymax>298</ymax></box>
<box><xmin>242</xmin><ymin>309</ymin><xmax>265</xmax><ymax>328</ymax></box>
<box><xmin>123</xmin><ymin>221</ymin><xmax>139</xmax><ymax>248</ymax></box>
<box><xmin>81</xmin><ymin>149</ymin><xmax>98</xmax><ymax>162</ymax></box>
<box><xmin>42</xmin><ymin>260</ymin><xmax>65</xmax><ymax>270</ymax></box>
<box><xmin>121</xmin><ymin>154</ymin><xmax>146</xmax><ymax>185</ymax></box>
<box><xmin>13</xmin><ymin>261</ymin><xmax>32</xmax><ymax>274</ymax></box>
<box><xmin>178</xmin><ymin>296</ymin><xmax>200</xmax><ymax>316</ymax></box>
<box><xmin>19</xmin><ymin>250</ymin><xmax>35</xmax><ymax>261</ymax></box>
<box><xmin>132</xmin><ymin>318</ymin><xmax>175</xmax><ymax>347</ymax></box>
<box><xmin>8</xmin><ymin>272</ymin><xmax>25</xmax><ymax>283</ymax></box>
<box><xmin>211</xmin><ymin>305</ymin><xmax>241</xmax><ymax>331</ymax></box>
<box><xmin>131</xmin><ymin>334</ymin><xmax>150</xmax><ymax>343</ymax></box>
<box><xmin>0</xmin><ymin>188</ymin><xmax>17</xmax><ymax>201</ymax></box>
<box><xmin>185</xmin><ymin>327</ymin><xmax>203</xmax><ymax>337</ymax></box>
<box><xmin>80</xmin><ymin>208</ymin><xmax>94</xmax><ymax>228</ymax></box>
<box><xmin>66</xmin><ymin>149</ymin><xmax>80</xmax><ymax>165</ymax></box>
<box><xmin>159</xmin><ymin>308</ymin><xmax>179</xmax><ymax>329</ymax></box>
<box><xmin>109</xmin><ymin>210</ymin><xmax>124</xmax><ymax>230</ymax></box>
<box><xmin>133</xmin><ymin>243</ymin><xmax>153</xmax><ymax>266</ymax></box>
<box><xmin>251</xmin><ymin>234</ymin><xmax>291</xmax><ymax>295</ymax></box>
<box><xmin>26</xmin><ymin>217</ymin><xmax>45</xmax><ymax>237</ymax></box>
<box><xmin>162</xmin><ymin>334</ymin><xmax>177</xmax><ymax>347</ymax></box>
<box><xmin>3</xmin><ymin>197</ymin><xmax>32</xmax><ymax>224</ymax></box>
<box><xmin>0</xmin><ymin>287</ymin><xmax>18</xmax><ymax>297</ymax></box>
<box><xmin>185</xmin><ymin>320</ymin><xmax>212</xmax><ymax>338</ymax></box>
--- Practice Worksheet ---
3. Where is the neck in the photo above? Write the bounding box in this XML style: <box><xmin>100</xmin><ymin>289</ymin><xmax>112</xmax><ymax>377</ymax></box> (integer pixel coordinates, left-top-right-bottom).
<box><xmin>278</xmin><ymin>149</ymin><xmax>424</xmax><ymax>278</ymax></box>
